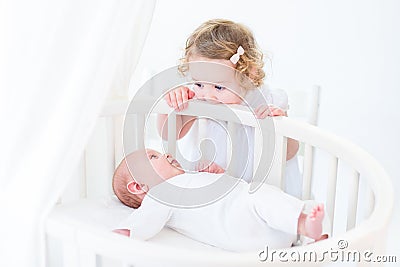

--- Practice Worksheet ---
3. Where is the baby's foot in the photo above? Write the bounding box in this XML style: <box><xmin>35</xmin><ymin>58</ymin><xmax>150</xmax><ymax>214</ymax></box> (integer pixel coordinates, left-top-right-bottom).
<box><xmin>305</xmin><ymin>204</ymin><xmax>324</xmax><ymax>240</ymax></box>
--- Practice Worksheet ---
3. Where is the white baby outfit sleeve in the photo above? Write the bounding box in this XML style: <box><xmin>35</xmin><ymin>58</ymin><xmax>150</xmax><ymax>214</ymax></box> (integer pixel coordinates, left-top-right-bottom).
<box><xmin>117</xmin><ymin>196</ymin><xmax>172</xmax><ymax>240</ymax></box>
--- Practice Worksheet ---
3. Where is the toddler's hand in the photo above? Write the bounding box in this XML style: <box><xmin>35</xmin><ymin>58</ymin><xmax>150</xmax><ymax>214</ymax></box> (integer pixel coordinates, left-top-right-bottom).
<box><xmin>196</xmin><ymin>160</ymin><xmax>225</xmax><ymax>174</ymax></box>
<box><xmin>165</xmin><ymin>86</ymin><xmax>195</xmax><ymax>112</ymax></box>
<box><xmin>255</xmin><ymin>104</ymin><xmax>286</xmax><ymax>119</ymax></box>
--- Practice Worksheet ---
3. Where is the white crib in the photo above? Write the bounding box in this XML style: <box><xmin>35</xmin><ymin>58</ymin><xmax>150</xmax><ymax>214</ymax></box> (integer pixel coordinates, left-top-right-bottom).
<box><xmin>45</xmin><ymin>95</ymin><xmax>393</xmax><ymax>267</ymax></box>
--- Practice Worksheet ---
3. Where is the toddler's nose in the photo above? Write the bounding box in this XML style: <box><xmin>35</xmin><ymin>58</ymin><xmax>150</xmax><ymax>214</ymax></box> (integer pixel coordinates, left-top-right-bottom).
<box><xmin>201</xmin><ymin>90</ymin><xmax>218</xmax><ymax>102</ymax></box>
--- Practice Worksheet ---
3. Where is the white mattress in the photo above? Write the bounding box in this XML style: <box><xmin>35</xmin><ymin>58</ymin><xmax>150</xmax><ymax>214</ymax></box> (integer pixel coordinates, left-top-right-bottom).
<box><xmin>47</xmin><ymin>196</ymin><xmax>226</xmax><ymax>252</ymax></box>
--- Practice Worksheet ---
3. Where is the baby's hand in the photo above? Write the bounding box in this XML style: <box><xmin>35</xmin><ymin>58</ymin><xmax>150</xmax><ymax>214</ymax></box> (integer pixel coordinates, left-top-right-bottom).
<box><xmin>255</xmin><ymin>104</ymin><xmax>286</xmax><ymax>119</ymax></box>
<box><xmin>196</xmin><ymin>160</ymin><xmax>225</xmax><ymax>174</ymax></box>
<box><xmin>165</xmin><ymin>86</ymin><xmax>195</xmax><ymax>112</ymax></box>
<box><xmin>113</xmin><ymin>229</ymin><xmax>130</xmax><ymax>236</ymax></box>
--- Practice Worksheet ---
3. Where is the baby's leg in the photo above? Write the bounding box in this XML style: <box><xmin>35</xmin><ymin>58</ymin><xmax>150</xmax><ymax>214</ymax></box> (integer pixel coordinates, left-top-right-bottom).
<box><xmin>298</xmin><ymin>204</ymin><xmax>324</xmax><ymax>240</ymax></box>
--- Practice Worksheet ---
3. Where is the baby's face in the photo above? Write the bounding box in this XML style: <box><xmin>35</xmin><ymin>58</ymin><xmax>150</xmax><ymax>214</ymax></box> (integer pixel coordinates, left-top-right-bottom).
<box><xmin>145</xmin><ymin>149</ymin><xmax>184</xmax><ymax>180</ymax></box>
<box><xmin>126</xmin><ymin>149</ymin><xmax>184</xmax><ymax>189</ymax></box>
<box><xmin>188</xmin><ymin>55</ymin><xmax>243</xmax><ymax>105</ymax></box>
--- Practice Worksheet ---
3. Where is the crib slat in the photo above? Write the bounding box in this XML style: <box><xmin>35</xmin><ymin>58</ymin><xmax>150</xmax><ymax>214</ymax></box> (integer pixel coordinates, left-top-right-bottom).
<box><xmin>301</xmin><ymin>144</ymin><xmax>313</xmax><ymax>200</ymax></box>
<box><xmin>198</xmin><ymin>119</ymin><xmax>215</xmax><ymax>164</ymax></box>
<box><xmin>85</xmin><ymin>117</ymin><xmax>115</xmax><ymax>198</ymax></box>
<box><xmin>308</xmin><ymin>85</ymin><xmax>321</xmax><ymax>125</ymax></box>
<box><xmin>365</xmin><ymin>185</ymin><xmax>375</xmax><ymax>219</ymax></box>
<box><xmin>197</xmin><ymin>118</ymin><xmax>207</xmax><ymax>165</ymax></box>
<box><xmin>61</xmin><ymin>153</ymin><xmax>86</xmax><ymax>203</ymax></box>
<box><xmin>347</xmin><ymin>170</ymin><xmax>360</xmax><ymax>230</ymax></box>
<box><xmin>167</xmin><ymin>113</ymin><xmax>176</xmax><ymax>157</ymax></box>
<box><xmin>227</xmin><ymin>121</ymin><xmax>238</xmax><ymax>175</ymax></box>
<box><xmin>198</xmin><ymin>117</ymin><xmax>208</xmax><ymax>141</ymax></box>
<box><xmin>326</xmin><ymin>156</ymin><xmax>338</xmax><ymax>234</ymax></box>
<box><xmin>267</xmin><ymin>134</ymin><xmax>287</xmax><ymax>189</ymax></box>
<box><xmin>123</xmin><ymin>114</ymin><xmax>136</xmax><ymax>154</ymax></box>
<box><xmin>280</xmin><ymin>136</ymin><xmax>287</xmax><ymax>190</ymax></box>
<box><xmin>63</xmin><ymin>242</ymin><xmax>80</xmax><ymax>267</ymax></box>
<box><xmin>114</xmin><ymin>115</ymin><xmax>125</xmax><ymax>168</ymax></box>
<box><xmin>136</xmin><ymin>114</ymin><xmax>145</xmax><ymax>150</ymax></box>
<box><xmin>253</xmin><ymin>127</ymin><xmax>262</xmax><ymax>176</ymax></box>
<box><xmin>78</xmin><ymin>248</ymin><xmax>97</xmax><ymax>267</ymax></box>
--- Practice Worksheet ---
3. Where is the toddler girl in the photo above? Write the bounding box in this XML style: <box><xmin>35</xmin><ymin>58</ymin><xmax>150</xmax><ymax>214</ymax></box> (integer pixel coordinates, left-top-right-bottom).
<box><xmin>157</xmin><ymin>19</ymin><xmax>302</xmax><ymax>198</ymax></box>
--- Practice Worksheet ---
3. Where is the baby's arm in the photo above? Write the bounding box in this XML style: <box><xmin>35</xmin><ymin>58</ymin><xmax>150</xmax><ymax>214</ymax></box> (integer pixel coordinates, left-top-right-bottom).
<box><xmin>112</xmin><ymin>229</ymin><xmax>130</xmax><ymax>236</ymax></box>
<box><xmin>114</xmin><ymin>198</ymin><xmax>172</xmax><ymax>240</ymax></box>
<box><xmin>157</xmin><ymin>86</ymin><xmax>196</xmax><ymax>140</ymax></box>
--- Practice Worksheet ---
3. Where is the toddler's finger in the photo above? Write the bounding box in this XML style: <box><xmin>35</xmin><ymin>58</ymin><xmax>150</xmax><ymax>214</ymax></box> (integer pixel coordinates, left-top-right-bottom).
<box><xmin>258</xmin><ymin>109</ymin><xmax>269</xmax><ymax>119</ymax></box>
<box><xmin>213</xmin><ymin>164</ymin><xmax>224</xmax><ymax>174</ymax></box>
<box><xmin>170</xmin><ymin>91</ymin><xmax>178</xmax><ymax>109</ymax></box>
<box><xmin>165</xmin><ymin>93</ymin><xmax>172</xmax><ymax>107</ymax></box>
<box><xmin>272</xmin><ymin>109</ymin><xmax>285</xmax><ymax>116</ymax></box>
<box><xmin>196</xmin><ymin>161</ymin><xmax>204</xmax><ymax>172</ymax></box>
<box><xmin>188</xmin><ymin>89</ymin><xmax>195</xmax><ymax>99</ymax></box>
<box><xmin>267</xmin><ymin>107</ymin><xmax>275</xmax><ymax>116</ymax></box>
<box><xmin>175</xmin><ymin>90</ymin><xmax>183</xmax><ymax>111</ymax></box>
<box><xmin>267</xmin><ymin>107</ymin><xmax>280</xmax><ymax>116</ymax></box>
<box><xmin>181</xmin><ymin>88</ymin><xmax>189</xmax><ymax>110</ymax></box>
<box><xmin>255</xmin><ymin>105</ymin><xmax>268</xmax><ymax>119</ymax></box>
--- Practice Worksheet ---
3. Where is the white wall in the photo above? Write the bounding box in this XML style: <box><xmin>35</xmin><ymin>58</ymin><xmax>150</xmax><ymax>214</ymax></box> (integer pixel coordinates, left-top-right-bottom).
<box><xmin>132</xmin><ymin>0</ymin><xmax>400</xmax><ymax>255</ymax></box>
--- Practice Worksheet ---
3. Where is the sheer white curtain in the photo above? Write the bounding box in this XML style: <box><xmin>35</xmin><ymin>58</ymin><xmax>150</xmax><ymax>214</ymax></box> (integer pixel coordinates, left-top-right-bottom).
<box><xmin>0</xmin><ymin>0</ymin><xmax>155</xmax><ymax>266</ymax></box>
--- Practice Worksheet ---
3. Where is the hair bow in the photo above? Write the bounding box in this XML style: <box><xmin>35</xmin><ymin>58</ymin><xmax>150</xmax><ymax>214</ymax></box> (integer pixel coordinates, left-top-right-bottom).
<box><xmin>230</xmin><ymin>46</ymin><xmax>245</xmax><ymax>64</ymax></box>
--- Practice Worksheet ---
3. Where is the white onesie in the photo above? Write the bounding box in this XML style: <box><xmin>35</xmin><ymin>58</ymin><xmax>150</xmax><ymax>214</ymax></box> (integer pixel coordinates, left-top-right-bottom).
<box><xmin>176</xmin><ymin>86</ymin><xmax>302</xmax><ymax>198</ymax></box>
<box><xmin>118</xmin><ymin>172</ymin><xmax>304</xmax><ymax>252</ymax></box>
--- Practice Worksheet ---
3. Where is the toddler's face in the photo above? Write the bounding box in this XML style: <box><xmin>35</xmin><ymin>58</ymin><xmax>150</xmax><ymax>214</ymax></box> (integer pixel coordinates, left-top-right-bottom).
<box><xmin>188</xmin><ymin>55</ymin><xmax>243</xmax><ymax>105</ymax></box>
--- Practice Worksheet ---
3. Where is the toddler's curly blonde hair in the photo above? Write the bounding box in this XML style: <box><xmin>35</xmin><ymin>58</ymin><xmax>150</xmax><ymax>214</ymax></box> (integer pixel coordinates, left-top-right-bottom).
<box><xmin>179</xmin><ymin>19</ymin><xmax>265</xmax><ymax>90</ymax></box>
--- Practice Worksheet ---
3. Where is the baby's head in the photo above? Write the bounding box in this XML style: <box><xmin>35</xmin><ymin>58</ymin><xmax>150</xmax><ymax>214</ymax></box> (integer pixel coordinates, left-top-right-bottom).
<box><xmin>112</xmin><ymin>149</ymin><xmax>184</xmax><ymax>208</ymax></box>
<box><xmin>179</xmin><ymin>19</ymin><xmax>265</xmax><ymax>92</ymax></box>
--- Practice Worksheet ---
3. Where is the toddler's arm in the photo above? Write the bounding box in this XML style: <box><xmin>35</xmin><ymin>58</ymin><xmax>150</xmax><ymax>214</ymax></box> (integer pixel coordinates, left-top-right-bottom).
<box><xmin>157</xmin><ymin>86</ymin><xmax>196</xmax><ymax>140</ymax></box>
<box><xmin>196</xmin><ymin>160</ymin><xmax>225</xmax><ymax>174</ymax></box>
<box><xmin>254</xmin><ymin>104</ymin><xmax>299</xmax><ymax>161</ymax></box>
<box><xmin>250</xmin><ymin>88</ymin><xmax>299</xmax><ymax>161</ymax></box>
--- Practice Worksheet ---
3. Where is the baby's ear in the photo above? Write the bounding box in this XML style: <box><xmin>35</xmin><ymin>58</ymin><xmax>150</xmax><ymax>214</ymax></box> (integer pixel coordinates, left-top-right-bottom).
<box><xmin>127</xmin><ymin>181</ymin><xmax>148</xmax><ymax>195</ymax></box>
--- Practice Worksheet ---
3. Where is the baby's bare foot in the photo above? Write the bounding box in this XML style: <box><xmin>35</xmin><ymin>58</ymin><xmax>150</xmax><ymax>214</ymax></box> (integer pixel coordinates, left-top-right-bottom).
<box><xmin>305</xmin><ymin>204</ymin><xmax>324</xmax><ymax>240</ymax></box>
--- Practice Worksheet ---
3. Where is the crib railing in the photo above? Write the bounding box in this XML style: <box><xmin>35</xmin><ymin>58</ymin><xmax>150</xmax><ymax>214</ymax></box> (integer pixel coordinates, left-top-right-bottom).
<box><xmin>126</xmin><ymin>97</ymin><xmax>287</xmax><ymax>188</ymax></box>
<box><xmin>51</xmin><ymin>97</ymin><xmax>393</xmax><ymax>267</ymax></box>
<box><xmin>126</xmin><ymin>97</ymin><xmax>391</xmax><ymax>233</ymax></box>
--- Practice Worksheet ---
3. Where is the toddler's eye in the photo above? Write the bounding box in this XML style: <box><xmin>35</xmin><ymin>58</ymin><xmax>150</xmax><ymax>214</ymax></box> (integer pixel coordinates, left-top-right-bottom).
<box><xmin>215</xmin><ymin>85</ymin><xmax>225</xmax><ymax>91</ymax></box>
<box><xmin>194</xmin><ymin>82</ymin><xmax>204</xmax><ymax>88</ymax></box>
<box><xmin>150</xmin><ymin>154</ymin><xmax>158</xmax><ymax>159</ymax></box>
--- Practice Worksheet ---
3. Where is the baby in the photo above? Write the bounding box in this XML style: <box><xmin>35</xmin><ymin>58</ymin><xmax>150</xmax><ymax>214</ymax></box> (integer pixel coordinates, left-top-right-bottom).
<box><xmin>112</xmin><ymin>149</ymin><xmax>325</xmax><ymax>252</ymax></box>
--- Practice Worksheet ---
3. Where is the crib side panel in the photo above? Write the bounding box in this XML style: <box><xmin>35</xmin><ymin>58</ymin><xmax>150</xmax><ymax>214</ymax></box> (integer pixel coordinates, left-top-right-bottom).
<box><xmin>61</xmin><ymin>111</ymin><xmax>126</xmax><ymax>202</ymax></box>
<box><xmin>85</xmin><ymin>117</ymin><xmax>116</xmax><ymax>199</ymax></box>
<box><xmin>52</xmin><ymin>98</ymin><xmax>393</xmax><ymax>267</ymax></box>
<box><xmin>61</xmin><ymin>154</ymin><xmax>86</xmax><ymax>203</ymax></box>
<box><xmin>277</xmin><ymin>118</ymin><xmax>388</xmax><ymax>238</ymax></box>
